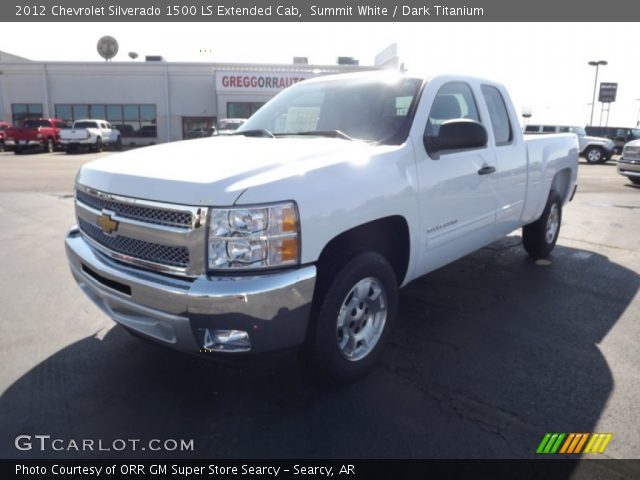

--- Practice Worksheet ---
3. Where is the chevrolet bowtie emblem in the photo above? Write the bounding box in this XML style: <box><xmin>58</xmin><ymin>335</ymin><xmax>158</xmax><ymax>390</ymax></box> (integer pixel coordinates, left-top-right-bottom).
<box><xmin>97</xmin><ymin>213</ymin><xmax>119</xmax><ymax>234</ymax></box>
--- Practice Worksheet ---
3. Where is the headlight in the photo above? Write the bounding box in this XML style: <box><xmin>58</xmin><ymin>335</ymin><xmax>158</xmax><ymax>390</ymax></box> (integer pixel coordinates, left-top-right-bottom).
<box><xmin>208</xmin><ymin>202</ymin><xmax>299</xmax><ymax>270</ymax></box>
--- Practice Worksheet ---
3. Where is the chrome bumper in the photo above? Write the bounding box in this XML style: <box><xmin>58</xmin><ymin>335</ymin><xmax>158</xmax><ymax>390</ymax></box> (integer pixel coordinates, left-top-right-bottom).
<box><xmin>65</xmin><ymin>227</ymin><xmax>317</xmax><ymax>355</ymax></box>
<box><xmin>60</xmin><ymin>139</ymin><xmax>91</xmax><ymax>145</ymax></box>
<box><xmin>618</xmin><ymin>157</ymin><xmax>640</xmax><ymax>177</ymax></box>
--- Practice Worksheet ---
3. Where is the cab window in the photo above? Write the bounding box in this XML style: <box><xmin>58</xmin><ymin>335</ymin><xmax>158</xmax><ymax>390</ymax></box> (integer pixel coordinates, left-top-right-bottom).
<box><xmin>481</xmin><ymin>85</ymin><xmax>513</xmax><ymax>145</ymax></box>
<box><xmin>425</xmin><ymin>82</ymin><xmax>480</xmax><ymax>137</ymax></box>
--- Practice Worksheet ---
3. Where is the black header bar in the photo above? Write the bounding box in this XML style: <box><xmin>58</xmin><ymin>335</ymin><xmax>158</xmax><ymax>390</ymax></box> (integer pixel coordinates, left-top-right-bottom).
<box><xmin>3</xmin><ymin>0</ymin><xmax>640</xmax><ymax>22</ymax></box>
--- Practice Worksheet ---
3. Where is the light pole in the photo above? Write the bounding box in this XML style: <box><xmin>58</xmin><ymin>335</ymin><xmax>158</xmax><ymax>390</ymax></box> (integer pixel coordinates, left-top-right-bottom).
<box><xmin>588</xmin><ymin>60</ymin><xmax>607</xmax><ymax>126</ymax></box>
<box><xmin>636</xmin><ymin>98</ymin><xmax>640</xmax><ymax>127</ymax></box>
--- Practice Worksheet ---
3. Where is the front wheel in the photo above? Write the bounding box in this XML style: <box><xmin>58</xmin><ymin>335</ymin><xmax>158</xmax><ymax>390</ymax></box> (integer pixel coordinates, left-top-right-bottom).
<box><xmin>522</xmin><ymin>190</ymin><xmax>563</xmax><ymax>259</ymax></box>
<box><xmin>629</xmin><ymin>177</ymin><xmax>640</xmax><ymax>185</ymax></box>
<box><xmin>307</xmin><ymin>252</ymin><xmax>398</xmax><ymax>382</ymax></box>
<box><xmin>584</xmin><ymin>146</ymin><xmax>605</xmax><ymax>164</ymax></box>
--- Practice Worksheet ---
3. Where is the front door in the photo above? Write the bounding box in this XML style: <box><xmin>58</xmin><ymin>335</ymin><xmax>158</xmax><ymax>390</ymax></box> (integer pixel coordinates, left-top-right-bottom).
<box><xmin>413</xmin><ymin>80</ymin><xmax>498</xmax><ymax>274</ymax></box>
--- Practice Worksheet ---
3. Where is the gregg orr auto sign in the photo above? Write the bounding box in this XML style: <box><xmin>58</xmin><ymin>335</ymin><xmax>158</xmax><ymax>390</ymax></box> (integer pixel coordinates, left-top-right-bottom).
<box><xmin>216</xmin><ymin>72</ymin><xmax>314</xmax><ymax>93</ymax></box>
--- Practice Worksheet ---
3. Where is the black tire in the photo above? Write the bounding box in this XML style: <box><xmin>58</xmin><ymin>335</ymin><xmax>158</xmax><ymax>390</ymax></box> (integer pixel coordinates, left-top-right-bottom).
<box><xmin>14</xmin><ymin>147</ymin><xmax>22</xmax><ymax>155</ymax></box>
<box><xmin>306</xmin><ymin>251</ymin><xmax>398</xmax><ymax>382</ymax></box>
<box><xmin>584</xmin><ymin>146</ymin><xmax>604</xmax><ymax>164</ymax></box>
<box><xmin>0</xmin><ymin>140</ymin><xmax>5</xmax><ymax>152</ymax></box>
<box><xmin>522</xmin><ymin>190</ymin><xmax>563</xmax><ymax>259</ymax></box>
<box><xmin>95</xmin><ymin>137</ymin><xmax>103</xmax><ymax>153</ymax></box>
<box><xmin>114</xmin><ymin>136</ymin><xmax>122</xmax><ymax>151</ymax></box>
<box><xmin>630</xmin><ymin>177</ymin><xmax>640</xmax><ymax>185</ymax></box>
<box><xmin>45</xmin><ymin>138</ymin><xmax>54</xmax><ymax>153</ymax></box>
<box><xmin>65</xmin><ymin>145</ymin><xmax>76</xmax><ymax>154</ymax></box>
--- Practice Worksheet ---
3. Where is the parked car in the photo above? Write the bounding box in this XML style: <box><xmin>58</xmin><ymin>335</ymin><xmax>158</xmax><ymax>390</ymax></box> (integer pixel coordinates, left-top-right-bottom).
<box><xmin>5</xmin><ymin>118</ymin><xmax>70</xmax><ymax>154</ymax></box>
<box><xmin>185</xmin><ymin>127</ymin><xmax>216</xmax><ymax>139</ymax></box>
<box><xmin>66</xmin><ymin>72</ymin><xmax>578</xmax><ymax>381</ymax></box>
<box><xmin>0</xmin><ymin>121</ymin><xmax>12</xmax><ymax>152</ymax></box>
<box><xmin>584</xmin><ymin>126</ymin><xmax>640</xmax><ymax>154</ymax></box>
<box><xmin>216</xmin><ymin>118</ymin><xmax>246</xmax><ymax>135</ymax></box>
<box><xmin>617</xmin><ymin>140</ymin><xmax>640</xmax><ymax>185</ymax></box>
<box><xmin>113</xmin><ymin>124</ymin><xmax>136</xmax><ymax>138</ymax></box>
<box><xmin>524</xmin><ymin>124</ymin><xmax>615</xmax><ymax>163</ymax></box>
<box><xmin>59</xmin><ymin>119</ymin><xmax>122</xmax><ymax>153</ymax></box>
<box><xmin>136</xmin><ymin>125</ymin><xmax>157</xmax><ymax>137</ymax></box>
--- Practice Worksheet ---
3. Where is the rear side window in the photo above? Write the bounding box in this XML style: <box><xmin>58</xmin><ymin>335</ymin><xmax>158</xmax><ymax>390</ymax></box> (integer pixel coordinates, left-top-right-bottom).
<box><xmin>524</xmin><ymin>125</ymin><xmax>539</xmax><ymax>133</ymax></box>
<box><xmin>425</xmin><ymin>81</ymin><xmax>480</xmax><ymax>137</ymax></box>
<box><xmin>542</xmin><ymin>126</ymin><xmax>556</xmax><ymax>133</ymax></box>
<box><xmin>481</xmin><ymin>85</ymin><xmax>513</xmax><ymax>145</ymax></box>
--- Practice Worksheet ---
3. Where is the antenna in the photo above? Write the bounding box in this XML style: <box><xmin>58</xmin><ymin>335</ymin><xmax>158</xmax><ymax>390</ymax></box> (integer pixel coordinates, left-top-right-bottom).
<box><xmin>97</xmin><ymin>36</ymin><xmax>119</xmax><ymax>62</ymax></box>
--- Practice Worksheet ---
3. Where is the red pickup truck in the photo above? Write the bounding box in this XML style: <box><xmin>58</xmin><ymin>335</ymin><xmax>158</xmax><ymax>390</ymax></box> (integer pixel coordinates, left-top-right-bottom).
<box><xmin>0</xmin><ymin>121</ymin><xmax>11</xmax><ymax>152</ymax></box>
<box><xmin>4</xmin><ymin>118</ymin><xmax>70</xmax><ymax>154</ymax></box>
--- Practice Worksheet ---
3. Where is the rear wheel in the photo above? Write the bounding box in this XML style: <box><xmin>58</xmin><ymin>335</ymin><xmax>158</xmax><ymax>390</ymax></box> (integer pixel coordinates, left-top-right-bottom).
<box><xmin>307</xmin><ymin>251</ymin><xmax>398</xmax><ymax>382</ymax></box>
<box><xmin>584</xmin><ymin>146</ymin><xmax>604</xmax><ymax>164</ymax></box>
<box><xmin>93</xmin><ymin>137</ymin><xmax>103</xmax><ymax>153</ymax></box>
<box><xmin>14</xmin><ymin>147</ymin><xmax>22</xmax><ymax>155</ymax></box>
<box><xmin>45</xmin><ymin>138</ymin><xmax>54</xmax><ymax>153</ymax></box>
<box><xmin>630</xmin><ymin>177</ymin><xmax>640</xmax><ymax>185</ymax></box>
<box><xmin>522</xmin><ymin>190</ymin><xmax>563</xmax><ymax>259</ymax></box>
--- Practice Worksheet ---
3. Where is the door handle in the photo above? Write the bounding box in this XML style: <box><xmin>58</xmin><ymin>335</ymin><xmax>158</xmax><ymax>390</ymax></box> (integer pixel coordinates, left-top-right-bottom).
<box><xmin>477</xmin><ymin>165</ymin><xmax>496</xmax><ymax>175</ymax></box>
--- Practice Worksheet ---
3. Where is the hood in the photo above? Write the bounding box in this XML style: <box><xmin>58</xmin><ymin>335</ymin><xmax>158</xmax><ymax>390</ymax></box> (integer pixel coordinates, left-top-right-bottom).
<box><xmin>583</xmin><ymin>135</ymin><xmax>613</xmax><ymax>145</ymax></box>
<box><xmin>623</xmin><ymin>139</ymin><xmax>640</xmax><ymax>148</ymax></box>
<box><xmin>76</xmin><ymin>136</ymin><xmax>384</xmax><ymax>206</ymax></box>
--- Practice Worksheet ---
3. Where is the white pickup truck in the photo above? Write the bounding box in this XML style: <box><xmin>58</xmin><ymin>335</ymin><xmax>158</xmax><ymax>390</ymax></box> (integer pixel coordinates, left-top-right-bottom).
<box><xmin>65</xmin><ymin>72</ymin><xmax>578</xmax><ymax>381</ymax></box>
<box><xmin>59</xmin><ymin>119</ymin><xmax>122</xmax><ymax>153</ymax></box>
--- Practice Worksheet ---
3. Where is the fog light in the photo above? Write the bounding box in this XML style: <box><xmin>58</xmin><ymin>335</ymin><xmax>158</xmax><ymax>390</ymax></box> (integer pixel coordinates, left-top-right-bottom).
<box><xmin>202</xmin><ymin>329</ymin><xmax>251</xmax><ymax>352</ymax></box>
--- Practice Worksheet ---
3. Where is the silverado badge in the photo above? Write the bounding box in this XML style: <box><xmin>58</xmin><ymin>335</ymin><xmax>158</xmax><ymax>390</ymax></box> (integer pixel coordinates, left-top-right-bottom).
<box><xmin>97</xmin><ymin>213</ymin><xmax>119</xmax><ymax>234</ymax></box>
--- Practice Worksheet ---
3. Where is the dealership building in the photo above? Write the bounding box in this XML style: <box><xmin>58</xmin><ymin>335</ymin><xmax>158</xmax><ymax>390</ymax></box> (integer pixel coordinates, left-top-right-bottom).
<box><xmin>0</xmin><ymin>50</ymin><xmax>378</xmax><ymax>144</ymax></box>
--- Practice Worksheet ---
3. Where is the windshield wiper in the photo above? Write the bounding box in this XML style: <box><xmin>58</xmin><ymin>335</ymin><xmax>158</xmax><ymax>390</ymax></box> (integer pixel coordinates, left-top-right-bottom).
<box><xmin>282</xmin><ymin>130</ymin><xmax>354</xmax><ymax>141</ymax></box>
<box><xmin>232</xmin><ymin>129</ymin><xmax>275</xmax><ymax>138</ymax></box>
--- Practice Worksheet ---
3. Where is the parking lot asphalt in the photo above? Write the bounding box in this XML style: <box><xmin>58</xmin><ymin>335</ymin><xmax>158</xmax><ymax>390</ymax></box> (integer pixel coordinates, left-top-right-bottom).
<box><xmin>0</xmin><ymin>150</ymin><xmax>638</xmax><ymax>465</ymax></box>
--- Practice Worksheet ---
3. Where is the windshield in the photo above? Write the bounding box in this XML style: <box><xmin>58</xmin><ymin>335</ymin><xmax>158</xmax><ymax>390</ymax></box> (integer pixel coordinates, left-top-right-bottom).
<box><xmin>23</xmin><ymin>120</ymin><xmax>50</xmax><ymax>128</ymax></box>
<box><xmin>218</xmin><ymin>120</ymin><xmax>244</xmax><ymax>130</ymax></box>
<box><xmin>74</xmin><ymin>121</ymin><xmax>98</xmax><ymax>129</ymax></box>
<box><xmin>238</xmin><ymin>75</ymin><xmax>423</xmax><ymax>145</ymax></box>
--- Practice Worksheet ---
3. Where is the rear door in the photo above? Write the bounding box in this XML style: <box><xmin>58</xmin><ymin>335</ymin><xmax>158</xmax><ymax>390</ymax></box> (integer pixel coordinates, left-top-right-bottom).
<box><xmin>412</xmin><ymin>79</ymin><xmax>498</xmax><ymax>273</ymax></box>
<box><xmin>479</xmin><ymin>84</ymin><xmax>528</xmax><ymax>234</ymax></box>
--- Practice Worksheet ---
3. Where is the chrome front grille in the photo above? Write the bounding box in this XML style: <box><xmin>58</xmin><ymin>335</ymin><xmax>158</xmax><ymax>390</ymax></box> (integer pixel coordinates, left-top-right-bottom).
<box><xmin>75</xmin><ymin>189</ymin><xmax>193</xmax><ymax>228</ymax></box>
<box><xmin>74</xmin><ymin>185</ymin><xmax>207</xmax><ymax>277</ymax></box>
<box><xmin>623</xmin><ymin>146</ymin><xmax>640</xmax><ymax>161</ymax></box>
<box><xmin>78</xmin><ymin>219</ymin><xmax>190</xmax><ymax>268</ymax></box>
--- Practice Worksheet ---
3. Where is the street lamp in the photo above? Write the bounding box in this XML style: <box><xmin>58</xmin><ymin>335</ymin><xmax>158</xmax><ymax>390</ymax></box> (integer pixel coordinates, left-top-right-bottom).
<box><xmin>636</xmin><ymin>98</ymin><xmax>640</xmax><ymax>127</ymax></box>
<box><xmin>588</xmin><ymin>60</ymin><xmax>607</xmax><ymax>126</ymax></box>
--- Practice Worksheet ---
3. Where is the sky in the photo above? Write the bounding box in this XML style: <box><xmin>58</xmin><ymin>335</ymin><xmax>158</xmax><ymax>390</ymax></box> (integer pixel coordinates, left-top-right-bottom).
<box><xmin>1</xmin><ymin>22</ymin><xmax>639</xmax><ymax>127</ymax></box>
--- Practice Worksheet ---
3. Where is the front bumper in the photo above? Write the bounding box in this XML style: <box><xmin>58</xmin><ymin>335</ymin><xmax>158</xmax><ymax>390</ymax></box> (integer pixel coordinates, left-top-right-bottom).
<box><xmin>65</xmin><ymin>227</ymin><xmax>317</xmax><ymax>355</ymax></box>
<box><xmin>618</xmin><ymin>157</ymin><xmax>640</xmax><ymax>178</ymax></box>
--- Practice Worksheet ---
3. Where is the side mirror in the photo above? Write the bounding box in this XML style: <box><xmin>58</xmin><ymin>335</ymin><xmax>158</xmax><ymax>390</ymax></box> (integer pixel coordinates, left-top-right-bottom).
<box><xmin>425</xmin><ymin>119</ymin><xmax>488</xmax><ymax>156</ymax></box>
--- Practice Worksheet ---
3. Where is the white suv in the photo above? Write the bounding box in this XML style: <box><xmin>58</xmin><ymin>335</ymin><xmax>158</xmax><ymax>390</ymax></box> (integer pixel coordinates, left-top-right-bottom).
<box><xmin>524</xmin><ymin>124</ymin><xmax>615</xmax><ymax>164</ymax></box>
